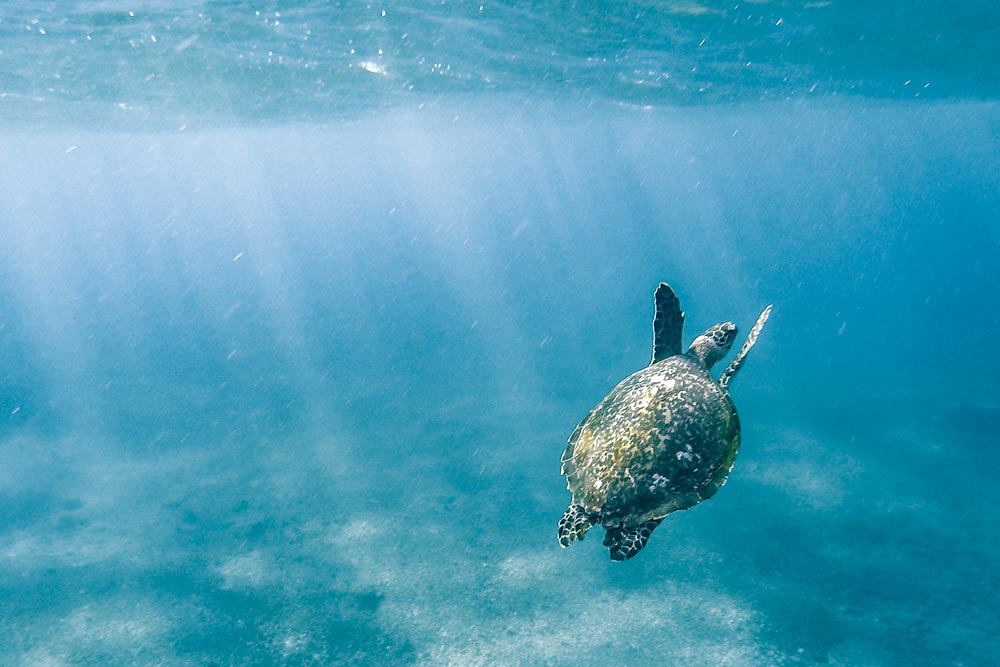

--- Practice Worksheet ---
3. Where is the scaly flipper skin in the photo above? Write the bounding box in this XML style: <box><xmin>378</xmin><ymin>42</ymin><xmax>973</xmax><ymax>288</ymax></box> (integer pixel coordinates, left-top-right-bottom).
<box><xmin>651</xmin><ymin>283</ymin><xmax>684</xmax><ymax>364</ymax></box>
<box><xmin>719</xmin><ymin>305</ymin><xmax>772</xmax><ymax>390</ymax></box>
<box><xmin>558</xmin><ymin>503</ymin><xmax>594</xmax><ymax>547</ymax></box>
<box><xmin>602</xmin><ymin>520</ymin><xmax>663</xmax><ymax>561</ymax></box>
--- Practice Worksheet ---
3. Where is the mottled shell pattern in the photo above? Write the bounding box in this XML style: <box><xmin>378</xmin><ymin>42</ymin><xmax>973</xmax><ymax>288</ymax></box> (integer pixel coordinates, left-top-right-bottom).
<box><xmin>560</xmin><ymin>353</ymin><xmax>739</xmax><ymax>526</ymax></box>
<box><xmin>557</xmin><ymin>282</ymin><xmax>771</xmax><ymax>560</ymax></box>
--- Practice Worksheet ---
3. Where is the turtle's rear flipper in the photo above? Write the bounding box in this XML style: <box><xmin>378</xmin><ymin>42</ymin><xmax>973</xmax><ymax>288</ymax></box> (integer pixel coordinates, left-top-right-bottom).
<box><xmin>558</xmin><ymin>504</ymin><xmax>593</xmax><ymax>547</ymax></box>
<box><xmin>604</xmin><ymin>519</ymin><xmax>663</xmax><ymax>561</ymax></box>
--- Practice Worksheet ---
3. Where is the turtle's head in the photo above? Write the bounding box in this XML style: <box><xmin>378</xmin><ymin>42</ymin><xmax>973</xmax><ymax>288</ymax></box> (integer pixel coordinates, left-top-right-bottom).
<box><xmin>687</xmin><ymin>322</ymin><xmax>737</xmax><ymax>370</ymax></box>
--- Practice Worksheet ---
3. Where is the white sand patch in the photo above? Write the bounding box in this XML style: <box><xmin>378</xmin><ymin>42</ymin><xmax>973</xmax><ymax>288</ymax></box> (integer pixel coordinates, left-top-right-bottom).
<box><xmin>324</xmin><ymin>518</ymin><xmax>407</xmax><ymax>590</ymax></box>
<box><xmin>16</xmin><ymin>649</ymin><xmax>70</xmax><ymax>667</ymax></box>
<box><xmin>276</xmin><ymin>632</ymin><xmax>312</xmax><ymax>658</ymax></box>
<box><xmin>65</xmin><ymin>601</ymin><xmax>165</xmax><ymax>645</ymax></box>
<box><xmin>318</xmin><ymin>511</ymin><xmax>766</xmax><ymax>667</ymax></box>
<box><xmin>17</xmin><ymin>597</ymin><xmax>175</xmax><ymax>665</ymax></box>
<box><xmin>490</xmin><ymin>552</ymin><xmax>561</xmax><ymax>588</ymax></box>
<box><xmin>740</xmin><ymin>426</ymin><xmax>862</xmax><ymax>509</ymax></box>
<box><xmin>416</xmin><ymin>585</ymin><xmax>762</xmax><ymax>667</ymax></box>
<box><xmin>217</xmin><ymin>550</ymin><xmax>271</xmax><ymax>589</ymax></box>
<box><xmin>744</xmin><ymin>458</ymin><xmax>850</xmax><ymax>508</ymax></box>
<box><xmin>1</xmin><ymin>527</ymin><xmax>141</xmax><ymax>570</ymax></box>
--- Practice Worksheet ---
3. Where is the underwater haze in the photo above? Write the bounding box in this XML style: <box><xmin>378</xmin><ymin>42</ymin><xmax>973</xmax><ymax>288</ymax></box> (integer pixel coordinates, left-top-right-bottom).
<box><xmin>1</xmin><ymin>1</ymin><xmax>999</xmax><ymax>665</ymax></box>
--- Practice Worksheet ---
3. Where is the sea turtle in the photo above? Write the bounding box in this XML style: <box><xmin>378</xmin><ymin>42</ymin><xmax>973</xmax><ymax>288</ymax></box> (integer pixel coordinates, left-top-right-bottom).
<box><xmin>558</xmin><ymin>282</ymin><xmax>772</xmax><ymax>561</ymax></box>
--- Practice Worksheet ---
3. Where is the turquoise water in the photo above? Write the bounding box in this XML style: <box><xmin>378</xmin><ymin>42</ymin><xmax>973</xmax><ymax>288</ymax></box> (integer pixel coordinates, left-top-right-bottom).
<box><xmin>1</xmin><ymin>2</ymin><xmax>999</xmax><ymax>666</ymax></box>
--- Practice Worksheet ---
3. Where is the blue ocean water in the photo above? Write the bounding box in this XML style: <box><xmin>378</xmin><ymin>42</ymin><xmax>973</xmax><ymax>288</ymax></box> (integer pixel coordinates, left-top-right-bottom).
<box><xmin>1</xmin><ymin>2</ymin><xmax>999</xmax><ymax>665</ymax></box>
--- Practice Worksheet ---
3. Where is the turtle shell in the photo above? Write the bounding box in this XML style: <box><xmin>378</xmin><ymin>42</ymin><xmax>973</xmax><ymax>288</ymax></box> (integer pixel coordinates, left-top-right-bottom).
<box><xmin>561</xmin><ymin>353</ymin><xmax>740</xmax><ymax>527</ymax></box>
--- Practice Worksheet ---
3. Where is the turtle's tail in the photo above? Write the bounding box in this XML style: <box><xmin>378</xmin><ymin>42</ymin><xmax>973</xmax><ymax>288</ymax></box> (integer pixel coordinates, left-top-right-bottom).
<box><xmin>558</xmin><ymin>504</ymin><xmax>594</xmax><ymax>547</ymax></box>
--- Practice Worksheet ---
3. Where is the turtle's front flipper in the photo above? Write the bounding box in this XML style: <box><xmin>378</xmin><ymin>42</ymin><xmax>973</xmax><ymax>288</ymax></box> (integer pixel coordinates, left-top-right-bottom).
<box><xmin>719</xmin><ymin>305</ymin><xmax>772</xmax><ymax>389</ymax></box>
<box><xmin>603</xmin><ymin>519</ymin><xmax>662</xmax><ymax>561</ymax></box>
<box><xmin>558</xmin><ymin>504</ymin><xmax>594</xmax><ymax>547</ymax></box>
<box><xmin>652</xmin><ymin>283</ymin><xmax>685</xmax><ymax>364</ymax></box>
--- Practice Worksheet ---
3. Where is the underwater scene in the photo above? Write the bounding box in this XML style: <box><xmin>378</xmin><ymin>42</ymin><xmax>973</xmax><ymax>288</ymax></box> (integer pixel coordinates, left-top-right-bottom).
<box><xmin>1</xmin><ymin>1</ymin><xmax>998</xmax><ymax>665</ymax></box>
